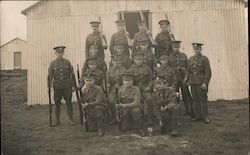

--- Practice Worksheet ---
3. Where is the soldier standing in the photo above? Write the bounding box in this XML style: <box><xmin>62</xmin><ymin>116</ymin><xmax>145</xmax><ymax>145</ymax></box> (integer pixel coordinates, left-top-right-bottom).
<box><xmin>79</xmin><ymin>57</ymin><xmax>104</xmax><ymax>89</ymax></box>
<box><xmin>155</xmin><ymin>20</ymin><xmax>173</xmax><ymax>60</ymax></box>
<box><xmin>151</xmin><ymin>75</ymin><xmax>178</xmax><ymax>136</ymax></box>
<box><xmin>81</xmin><ymin>71</ymin><xmax>106</xmax><ymax>136</ymax></box>
<box><xmin>106</xmin><ymin>54</ymin><xmax>126</xmax><ymax>121</ymax></box>
<box><xmin>84</xmin><ymin>21</ymin><xmax>108</xmax><ymax>72</ymax></box>
<box><xmin>116</xmin><ymin>70</ymin><xmax>146</xmax><ymax>137</ymax></box>
<box><xmin>188</xmin><ymin>43</ymin><xmax>211</xmax><ymax>123</ymax></box>
<box><xmin>132</xmin><ymin>20</ymin><xmax>153</xmax><ymax>54</ymax></box>
<box><xmin>110</xmin><ymin>19</ymin><xmax>131</xmax><ymax>57</ymax></box>
<box><xmin>155</xmin><ymin>52</ymin><xmax>177</xmax><ymax>89</ymax></box>
<box><xmin>48</xmin><ymin>46</ymin><xmax>75</xmax><ymax>126</ymax></box>
<box><xmin>168</xmin><ymin>41</ymin><xmax>194</xmax><ymax>118</ymax></box>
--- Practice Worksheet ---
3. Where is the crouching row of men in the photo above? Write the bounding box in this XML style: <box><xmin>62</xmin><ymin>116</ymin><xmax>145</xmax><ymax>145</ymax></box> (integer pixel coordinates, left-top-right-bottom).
<box><xmin>79</xmin><ymin>68</ymin><xmax>178</xmax><ymax>137</ymax></box>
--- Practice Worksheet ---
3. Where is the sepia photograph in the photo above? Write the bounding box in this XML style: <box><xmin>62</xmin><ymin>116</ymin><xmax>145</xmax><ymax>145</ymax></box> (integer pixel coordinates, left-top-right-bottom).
<box><xmin>1</xmin><ymin>0</ymin><xmax>248</xmax><ymax>155</ymax></box>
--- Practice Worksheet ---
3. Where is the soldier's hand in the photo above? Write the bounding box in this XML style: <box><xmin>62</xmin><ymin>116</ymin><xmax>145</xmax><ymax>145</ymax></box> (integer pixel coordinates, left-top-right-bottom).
<box><xmin>201</xmin><ymin>83</ymin><xmax>207</xmax><ymax>90</ymax></box>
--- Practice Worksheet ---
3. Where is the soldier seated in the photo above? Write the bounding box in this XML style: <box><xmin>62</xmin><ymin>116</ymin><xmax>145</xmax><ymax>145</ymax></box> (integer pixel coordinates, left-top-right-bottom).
<box><xmin>116</xmin><ymin>70</ymin><xmax>146</xmax><ymax>137</ymax></box>
<box><xmin>151</xmin><ymin>75</ymin><xmax>178</xmax><ymax>136</ymax></box>
<box><xmin>81</xmin><ymin>71</ymin><xmax>106</xmax><ymax>136</ymax></box>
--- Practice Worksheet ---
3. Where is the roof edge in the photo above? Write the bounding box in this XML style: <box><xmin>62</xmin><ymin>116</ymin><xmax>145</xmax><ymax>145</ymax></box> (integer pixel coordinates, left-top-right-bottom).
<box><xmin>21</xmin><ymin>1</ymin><xmax>40</xmax><ymax>16</ymax></box>
<box><xmin>1</xmin><ymin>38</ymin><xmax>27</xmax><ymax>48</ymax></box>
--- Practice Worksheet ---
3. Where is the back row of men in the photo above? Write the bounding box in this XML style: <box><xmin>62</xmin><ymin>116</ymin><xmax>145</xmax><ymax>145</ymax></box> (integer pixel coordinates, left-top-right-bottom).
<box><xmin>48</xmin><ymin>18</ymin><xmax>212</xmax><ymax>137</ymax></box>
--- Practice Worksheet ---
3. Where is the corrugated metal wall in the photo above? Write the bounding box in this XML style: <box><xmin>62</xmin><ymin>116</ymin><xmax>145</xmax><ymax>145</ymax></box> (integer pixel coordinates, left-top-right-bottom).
<box><xmin>25</xmin><ymin>0</ymin><xmax>248</xmax><ymax>105</ymax></box>
<box><xmin>0</xmin><ymin>39</ymin><xmax>28</xmax><ymax>70</ymax></box>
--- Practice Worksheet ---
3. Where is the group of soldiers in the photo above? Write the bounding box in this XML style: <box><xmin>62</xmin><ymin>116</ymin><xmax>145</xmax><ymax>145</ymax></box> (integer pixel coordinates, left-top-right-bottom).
<box><xmin>48</xmin><ymin>17</ymin><xmax>212</xmax><ymax>137</ymax></box>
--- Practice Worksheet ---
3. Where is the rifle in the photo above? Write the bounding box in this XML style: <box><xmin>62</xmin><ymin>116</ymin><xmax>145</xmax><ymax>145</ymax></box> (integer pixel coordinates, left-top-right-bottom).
<box><xmin>103</xmin><ymin>65</ymin><xmax>111</xmax><ymax>123</ymax></box>
<box><xmin>164</xmin><ymin>14</ymin><xmax>175</xmax><ymax>41</ymax></box>
<box><xmin>98</xmin><ymin>16</ymin><xmax>108</xmax><ymax>49</ymax></box>
<box><xmin>120</xmin><ymin>11</ymin><xmax>133</xmax><ymax>48</ymax></box>
<box><xmin>47</xmin><ymin>75</ymin><xmax>53</xmax><ymax>127</ymax></box>
<box><xmin>76</xmin><ymin>65</ymin><xmax>89</xmax><ymax>131</ymax></box>
<box><xmin>115</xmin><ymin>85</ymin><xmax>122</xmax><ymax>131</ymax></box>
<box><xmin>160</xmin><ymin>87</ymin><xmax>166</xmax><ymax>134</ymax></box>
<box><xmin>139</xmin><ymin>10</ymin><xmax>156</xmax><ymax>46</ymax></box>
<box><xmin>72</xmin><ymin>67</ymin><xmax>84</xmax><ymax>126</ymax></box>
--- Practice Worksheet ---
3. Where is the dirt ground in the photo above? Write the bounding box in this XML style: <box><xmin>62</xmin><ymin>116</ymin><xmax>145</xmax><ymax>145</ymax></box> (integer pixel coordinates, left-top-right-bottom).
<box><xmin>1</xmin><ymin>82</ymin><xmax>249</xmax><ymax>155</ymax></box>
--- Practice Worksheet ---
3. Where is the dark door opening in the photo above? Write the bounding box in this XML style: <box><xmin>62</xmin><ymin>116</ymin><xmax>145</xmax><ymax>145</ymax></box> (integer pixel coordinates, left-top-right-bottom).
<box><xmin>118</xmin><ymin>11</ymin><xmax>149</xmax><ymax>39</ymax></box>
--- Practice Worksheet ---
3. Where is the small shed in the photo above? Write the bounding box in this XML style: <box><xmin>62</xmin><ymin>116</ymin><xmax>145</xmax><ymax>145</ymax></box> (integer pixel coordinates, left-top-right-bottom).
<box><xmin>0</xmin><ymin>38</ymin><xmax>28</xmax><ymax>70</ymax></box>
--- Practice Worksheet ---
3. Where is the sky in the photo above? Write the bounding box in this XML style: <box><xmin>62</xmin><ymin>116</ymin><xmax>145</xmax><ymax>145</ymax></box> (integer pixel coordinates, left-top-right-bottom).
<box><xmin>0</xmin><ymin>1</ymin><xmax>37</xmax><ymax>46</ymax></box>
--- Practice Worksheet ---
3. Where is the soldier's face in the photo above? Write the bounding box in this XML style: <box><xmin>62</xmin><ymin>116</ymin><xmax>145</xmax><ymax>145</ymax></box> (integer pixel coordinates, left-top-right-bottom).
<box><xmin>85</xmin><ymin>78</ymin><xmax>95</xmax><ymax>87</ymax></box>
<box><xmin>161</xmin><ymin>25</ymin><xmax>168</xmax><ymax>32</ymax></box>
<box><xmin>115</xmin><ymin>46</ymin><xmax>124</xmax><ymax>54</ymax></box>
<box><xmin>92</xmin><ymin>26</ymin><xmax>99</xmax><ymax>32</ymax></box>
<box><xmin>123</xmin><ymin>79</ymin><xmax>133</xmax><ymax>87</ymax></box>
<box><xmin>154</xmin><ymin>81</ymin><xmax>164</xmax><ymax>90</ymax></box>
<box><xmin>134</xmin><ymin>57</ymin><xmax>143</xmax><ymax>66</ymax></box>
<box><xmin>138</xmin><ymin>24</ymin><xmax>146</xmax><ymax>31</ymax></box>
<box><xmin>88</xmin><ymin>63</ymin><xmax>97</xmax><ymax>70</ymax></box>
<box><xmin>194</xmin><ymin>47</ymin><xmax>202</xmax><ymax>55</ymax></box>
<box><xmin>139</xmin><ymin>43</ymin><xmax>148</xmax><ymax>50</ymax></box>
<box><xmin>112</xmin><ymin>60</ymin><xmax>119</xmax><ymax>67</ymax></box>
<box><xmin>172</xmin><ymin>46</ymin><xmax>180</xmax><ymax>52</ymax></box>
<box><xmin>117</xmin><ymin>25</ymin><xmax>125</xmax><ymax>32</ymax></box>
<box><xmin>160</xmin><ymin>59</ymin><xmax>168</xmax><ymax>65</ymax></box>
<box><xmin>55</xmin><ymin>51</ymin><xmax>64</xmax><ymax>59</ymax></box>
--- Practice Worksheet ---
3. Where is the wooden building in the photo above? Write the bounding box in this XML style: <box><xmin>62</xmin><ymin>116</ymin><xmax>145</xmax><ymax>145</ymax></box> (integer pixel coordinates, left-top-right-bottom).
<box><xmin>0</xmin><ymin>38</ymin><xmax>28</xmax><ymax>70</ymax></box>
<box><xmin>21</xmin><ymin>0</ymin><xmax>248</xmax><ymax>105</ymax></box>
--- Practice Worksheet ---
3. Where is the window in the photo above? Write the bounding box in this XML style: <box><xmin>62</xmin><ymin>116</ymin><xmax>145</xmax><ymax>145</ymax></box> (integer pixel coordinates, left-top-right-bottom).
<box><xmin>118</xmin><ymin>11</ymin><xmax>150</xmax><ymax>39</ymax></box>
<box><xmin>14</xmin><ymin>52</ymin><xmax>21</xmax><ymax>69</ymax></box>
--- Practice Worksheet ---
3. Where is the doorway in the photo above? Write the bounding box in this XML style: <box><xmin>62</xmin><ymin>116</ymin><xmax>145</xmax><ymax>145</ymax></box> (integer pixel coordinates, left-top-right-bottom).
<box><xmin>117</xmin><ymin>11</ymin><xmax>150</xmax><ymax>39</ymax></box>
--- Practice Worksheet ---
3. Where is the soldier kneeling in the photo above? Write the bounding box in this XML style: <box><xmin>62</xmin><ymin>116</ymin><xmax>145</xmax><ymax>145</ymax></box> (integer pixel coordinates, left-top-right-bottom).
<box><xmin>116</xmin><ymin>70</ymin><xmax>146</xmax><ymax>137</ymax></box>
<box><xmin>81</xmin><ymin>71</ymin><xmax>105</xmax><ymax>136</ymax></box>
<box><xmin>151</xmin><ymin>75</ymin><xmax>178</xmax><ymax>136</ymax></box>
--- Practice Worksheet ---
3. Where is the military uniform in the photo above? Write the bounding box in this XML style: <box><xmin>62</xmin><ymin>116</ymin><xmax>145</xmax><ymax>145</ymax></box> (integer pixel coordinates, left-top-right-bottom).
<box><xmin>168</xmin><ymin>41</ymin><xmax>194</xmax><ymax>116</ymax></box>
<box><xmin>81</xmin><ymin>72</ymin><xmax>105</xmax><ymax>135</ymax></box>
<box><xmin>109</xmin><ymin>40</ymin><xmax>132</xmax><ymax>69</ymax></box>
<box><xmin>84</xmin><ymin>21</ymin><xmax>107</xmax><ymax>72</ymax></box>
<box><xmin>150</xmin><ymin>75</ymin><xmax>178</xmax><ymax>135</ymax></box>
<box><xmin>155</xmin><ymin>20</ymin><xmax>173</xmax><ymax>59</ymax></box>
<box><xmin>133</xmin><ymin>31</ymin><xmax>152</xmax><ymax>52</ymax></box>
<box><xmin>188</xmin><ymin>43</ymin><xmax>211</xmax><ymax>123</ymax></box>
<box><xmin>106</xmin><ymin>55</ymin><xmax>127</xmax><ymax>120</ymax></box>
<box><xmin>117</xmin><ymin>70</ymin><xmax>145</xmax><ymax>136</ymax></box>
<box><xmin>155</xmin><ymin>52</ymin><xmax>177</xmax><ymax>89</ymax></box>
<box><xmin>79</xmin><ymin>57</ymin><xmax>104</xmax><ymax>88</ymax></box>
<box><xmin>110</xmin><ymin>20</ymin><xmax>131</xmax><ymax>57</ymax></box>
<box><xmin>134</xmin><ymin>36</ymin><xmax>156</xmax><ymax>71</ymax></box>
<box><xmin>48</xmin><ymin>46</ymin><xmax>74</xmax><ymax>125</ymax></box>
